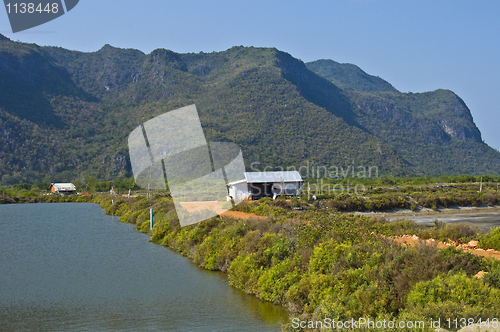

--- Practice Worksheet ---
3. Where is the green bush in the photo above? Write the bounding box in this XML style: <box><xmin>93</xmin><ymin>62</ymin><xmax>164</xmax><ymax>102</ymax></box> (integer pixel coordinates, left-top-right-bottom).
<box><xmin>406</xmin><ymin>272</ymin><xmax>500</xmax><ymax>322</ymax></box>
<box><xmin>79</xmin><ymin>194</ymin><xmax>500</xmax><ymax>330</ymax></box>
<box><xmin>413</xmin><ymin>221</ymin><xmax>479</xmax><ymax>242</ymax></box>
<box><xmin>484</xmin><ymin>260</ymin><xmax>500</xmax><ymax>289</ymax></box>
<box><xmin>21</xmin><ymin>190</ymin><xmax>38</xmax><ymax>197</ymax></box>
<box><xmin>478</xmin><ymin>227</ymin><xmax>500</xmax><ymax>251</ymax></box>
<box><xmin>483</xmin><ymin>193</ymin><xmax>497</xmax><ymax>206</ymax></box>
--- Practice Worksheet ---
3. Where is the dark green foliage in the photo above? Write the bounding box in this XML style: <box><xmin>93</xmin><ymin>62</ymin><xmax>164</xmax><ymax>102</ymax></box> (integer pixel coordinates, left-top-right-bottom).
<box><xmin>309</xmin><ymin>59</ymin><xmax>500</xmax><ymax>177</ymax></box>
<box><xmin>12</xmin><ymin>183</ymin><xmax>31</xmax><ymax>190</ymax></box>
<box><xmin>322</xmin><ymin>193</ymin><xmax>409</xmax><ymax>211</ymax></box>
<box><xmin>306</xmin><ymin>59</ymin><xmax>398</xmax><ymax>93</ymax></box>
<box><xmin>406</xmin><ymin>272</ymin><xmax>500</xmax><ymax>324</ymax></box>
<box><xmin>484</xmin><ymin>260</ymin><xmax>500</xmax><ymax>288</ymax></box>
<box><xmin>478</xmin><ymin>227</ymin><xmax>500</xmax><ymax>251</ymax></box>
<box><xmin>307</xmin><ymin>183</ymin><xmax>500</xmax><ymax>213</ymax></box>
<box><xmin>413</xmin><ymin>221</ymin><xmax>479</xmax><ymax>243</ymax></box>
<box><xmin>0</xmin><ymin>189</ymin><xmax>92</xmax><ymax>203</ymax></box>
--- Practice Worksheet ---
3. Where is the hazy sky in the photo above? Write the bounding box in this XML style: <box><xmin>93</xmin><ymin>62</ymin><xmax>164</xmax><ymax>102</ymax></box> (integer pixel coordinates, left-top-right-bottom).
<box><xmin>1</xmin><ymin>0</ymin><xmax>499</xmax><ymax>151</ymax></box>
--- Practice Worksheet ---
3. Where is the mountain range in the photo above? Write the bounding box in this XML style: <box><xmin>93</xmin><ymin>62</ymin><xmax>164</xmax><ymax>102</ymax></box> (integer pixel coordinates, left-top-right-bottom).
<box><xmin>1</xmin><ymin>33</ymin><xmax>499</xmax><ymax>185</ymax></box>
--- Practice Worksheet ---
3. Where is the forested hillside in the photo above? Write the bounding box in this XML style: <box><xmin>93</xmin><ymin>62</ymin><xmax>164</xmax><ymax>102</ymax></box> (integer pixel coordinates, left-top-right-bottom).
<box><xmin>1</xmin><ymin>34</ymin><xmax>499</xmax><ymax>185</ymax></box>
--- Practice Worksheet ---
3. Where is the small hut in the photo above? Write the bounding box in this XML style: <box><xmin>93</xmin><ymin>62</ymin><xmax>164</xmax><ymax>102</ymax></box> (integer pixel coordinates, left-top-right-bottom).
<box><xmin>49</xmin><ymin>183</ymin><xmax>77</xmax><ymax>196</ymax></box>
<box><xmin>228</xmin><ymin>171</ymin><xmax>303</xmax><ymax>201</ymax></box>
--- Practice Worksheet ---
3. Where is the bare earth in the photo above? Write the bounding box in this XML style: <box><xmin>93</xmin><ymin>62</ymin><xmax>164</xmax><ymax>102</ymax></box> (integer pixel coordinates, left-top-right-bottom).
<box><xmin>179</xmin><ymin>201</ymin><xmax>266</xmax><ymax>221</ymax></box>
<box><xmin>394</xmin><ymin>235</ymin><xmax>500</xmax><ymax>260</ymax></box>
<box><xmin>220</xmin><ymin>211</ymin><xmax>267</xmax><ymax>221</ymax></box>
<box><xmin>179</xmin><ymin>201</ymin><xmax>227</xmax><ymax>215</ymax></box>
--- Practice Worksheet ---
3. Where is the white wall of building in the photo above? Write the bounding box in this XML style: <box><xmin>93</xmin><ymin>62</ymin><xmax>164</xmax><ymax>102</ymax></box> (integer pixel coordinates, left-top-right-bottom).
<box><xmin>228</xmin><ymin>182</ymin><xmax>251</xmax><ymax>203</ymax></box>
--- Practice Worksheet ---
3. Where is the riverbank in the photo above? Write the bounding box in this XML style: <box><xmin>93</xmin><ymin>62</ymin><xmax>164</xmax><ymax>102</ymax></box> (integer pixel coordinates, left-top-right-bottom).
<box><xmin>0</xmin><ymin>191</ymin><xmax>94</xmax><ymax>204</ymax></box>
<box><xmin>89</xmin><ymin>194</ymin><xmax>500</xmax><ymax>332</ymax></box>
<box><xmin>4</xmin><ymin>191</ymin><xmax>500</xmax><ymax>331</ymax></box>
<box><xmin>0</xmin><ymin>203</ymin><xmax>288</xmax><ymax>331</ymax></box>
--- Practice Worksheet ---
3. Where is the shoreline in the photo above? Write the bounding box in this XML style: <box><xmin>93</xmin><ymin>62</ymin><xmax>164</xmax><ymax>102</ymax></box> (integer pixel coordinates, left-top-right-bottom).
<box><xmin>5</xmin><ymin>195</ymin><xmax>499</xmax><ymax>331</ymax></box>
<box><xmin>3</xmin><ymin>192</ymin><xmax>500</xmax><ymax>217</ymax></box>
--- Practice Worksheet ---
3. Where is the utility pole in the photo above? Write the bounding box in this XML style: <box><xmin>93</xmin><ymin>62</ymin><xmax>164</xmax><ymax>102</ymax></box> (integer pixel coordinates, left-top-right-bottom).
<box><xmin>150</xmin><ymin>208</ymin><xmax>153</xmax><ymax>230</ymax></box>
<box><xmin>281</xmin><ymin>177</ymin><xmax>284</xmax><ymax>199</ymax></box>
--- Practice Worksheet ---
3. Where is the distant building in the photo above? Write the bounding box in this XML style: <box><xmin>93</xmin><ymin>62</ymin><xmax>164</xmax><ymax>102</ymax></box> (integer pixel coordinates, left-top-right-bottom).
<box><xmin>228</xmin><ymin>171</ymin><xmax>303</xmax><ymax>201</ymax></box>
<box><xmin>49</xmin><ymin>183</ymin><xmax>77</xmax><ymax>196</ymax></box>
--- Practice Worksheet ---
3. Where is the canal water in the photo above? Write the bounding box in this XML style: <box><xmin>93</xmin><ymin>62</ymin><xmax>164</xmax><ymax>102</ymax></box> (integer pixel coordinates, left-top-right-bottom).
<box><xmin>0</xmin><ymin>203</ymin><xmax>288</xmax><ymax>332</ymax></box>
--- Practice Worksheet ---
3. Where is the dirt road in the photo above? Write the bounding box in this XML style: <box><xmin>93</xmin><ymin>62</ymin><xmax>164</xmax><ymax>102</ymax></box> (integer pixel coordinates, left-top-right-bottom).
<box><xmin>179</xmin><ymin>201</ymin><xmax>266</xmax><ymax>221</ymax></box>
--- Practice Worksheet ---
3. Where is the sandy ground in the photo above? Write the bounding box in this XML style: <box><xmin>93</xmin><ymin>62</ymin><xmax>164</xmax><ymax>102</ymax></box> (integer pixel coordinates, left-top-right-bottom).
<box><xmin>179</xmin><ymin>201</ymin><xmax>227</xmax><ymax>215</ymax></box>
<box><xmin>394</xmin><ymin>235</ymin><xmax>500</xmax><ymax>260</ymax></box>
<box><xmin>220</xmin><ymin>211</ymin><xmax>267</xmax><ymax>221</ymax></box>
<box><xmin>179</xmin><ymin>201</ymin><xmax>266</xmax><ymax>221</ymax></box>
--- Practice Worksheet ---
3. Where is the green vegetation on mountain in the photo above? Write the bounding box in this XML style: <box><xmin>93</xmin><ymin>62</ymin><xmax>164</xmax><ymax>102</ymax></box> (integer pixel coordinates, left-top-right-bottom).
<box><xmin>1</xmin><ymin>34</ymin><xmax>500</xmax><ymax>186</ymax></box>
<box><xmin>307</xmin><ymin>60</ymin><xmax>500</xmax><ymax>177</ymax></box>
<box><xmin>306</xmin><ymin>59</ymin><xmax>398</xmax><ymax>93</ymax></box>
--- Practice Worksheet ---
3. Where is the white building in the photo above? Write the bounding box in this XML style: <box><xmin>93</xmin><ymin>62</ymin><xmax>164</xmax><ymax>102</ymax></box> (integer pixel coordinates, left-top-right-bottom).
<box><xmin>227</xmin><ymin>171</ymin><xmax>303</xmax><ymax>201</ymax></box>
<box><xmin>49</xmin><ymin>183</ymin><xmax>77</xmax><ymax>195</ymax></box>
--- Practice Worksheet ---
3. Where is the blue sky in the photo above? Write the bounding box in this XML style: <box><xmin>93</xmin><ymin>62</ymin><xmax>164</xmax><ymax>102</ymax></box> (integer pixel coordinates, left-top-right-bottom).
<box><xmin>2</xmin><ymin>0</ymin><xmax>500</xmax><ymax>151</ymax></box>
